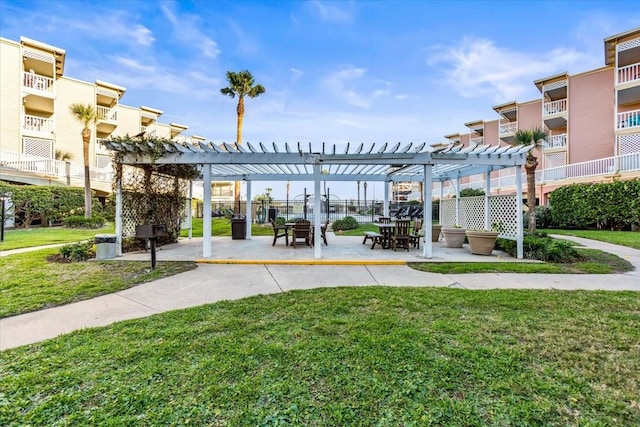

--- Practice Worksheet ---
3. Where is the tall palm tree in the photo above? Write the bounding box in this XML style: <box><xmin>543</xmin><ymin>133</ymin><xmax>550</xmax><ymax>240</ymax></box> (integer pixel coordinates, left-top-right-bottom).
<box><xmin>511</xmin><ymin>126</ymin><xmax>549</xmax><ymax>233</ymax></box>
<box><xmin>69</xmin><ymin>103</ymin><xmax>101</xmax><ymax>218</ymax></box>
<box><xmin>220</xmin><ymin>70</ymin><xmax>266</xmax><ymax>209</ymax></box>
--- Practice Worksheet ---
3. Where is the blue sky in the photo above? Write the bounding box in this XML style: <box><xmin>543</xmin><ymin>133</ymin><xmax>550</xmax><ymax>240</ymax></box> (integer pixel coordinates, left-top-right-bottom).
<box><xmin>1</xmin><ymin>0</ymin><xmax>639</xmax><ymax>200</ymax></box>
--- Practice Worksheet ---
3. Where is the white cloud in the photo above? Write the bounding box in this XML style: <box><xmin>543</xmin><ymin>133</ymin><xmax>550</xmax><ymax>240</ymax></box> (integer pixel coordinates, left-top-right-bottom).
<box><xmin>428</xmin><ymin>37</ymin><xmax>591</xmax><ymax>102</ymax></box>
<box><xmin>290</xmin><ymin>68</ymin><xmax>304</xmax><ymax>82</ymax></box>
<box><xmin>160</xmin><ymin>4</ymin><xmax>220</xmax><ymax>58</ymax></box>
<box><xmin>309</xmin><ymin>0</ymin><xmax>353</xmax><ymax>24</ymax></box>
<box><xmin>323</xmin><ymin>66</ymin><xmax>398</xmax><ymax>108</ymax></box>
<box><xmin>113</xmin><ymin>56</ymin><xmax>155</xmax><ymax>73</ymax></box>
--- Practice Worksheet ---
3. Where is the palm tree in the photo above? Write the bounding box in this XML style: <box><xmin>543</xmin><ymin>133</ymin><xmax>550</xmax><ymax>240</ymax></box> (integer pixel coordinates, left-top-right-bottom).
<box><xmin>220</xmin><ymin>70</ymin><xmax>266</xmax><ymax>209</ymax></box>
<box><xmin>511</xmin><ymin>126</ymin><xmax>549</xmax><ymax>233</ymax></box>
<box><xmin>69</xmin><ymin>103</ymin><xmax>102</xmax><ymax>218</ymax></box>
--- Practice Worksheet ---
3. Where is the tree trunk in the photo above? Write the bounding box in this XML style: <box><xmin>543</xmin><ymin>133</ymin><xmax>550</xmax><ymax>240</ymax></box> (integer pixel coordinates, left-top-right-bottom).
<box><xmin>234</xmin><ymin>98</ymin><xmax>245</xmax><ymax>211</ymax></box>
<box><xmin>525</xmin><ymin>157</ymin><xmax>538</xmax><ymax>233</ymax></box>
<box><xmin>82</xmin><ymin>128</ymin><xmax>92</xmax><ymax>218</ymax></box>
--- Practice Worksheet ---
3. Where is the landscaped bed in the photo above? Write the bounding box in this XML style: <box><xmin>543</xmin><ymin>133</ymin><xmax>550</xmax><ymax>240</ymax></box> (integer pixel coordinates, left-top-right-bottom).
<box><xmin>2</xmin><ymin>287</ymin><xmax>638</xmax><ymax>425</ymax></box>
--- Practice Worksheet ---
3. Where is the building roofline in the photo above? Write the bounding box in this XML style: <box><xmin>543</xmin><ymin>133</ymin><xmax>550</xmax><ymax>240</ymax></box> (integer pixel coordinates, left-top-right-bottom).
<box><xmin>170</xmin><ymin>123</ymin><xmax>189</xmax><ymax>130</ymax></box>
<box><xmin>604</xmin><ymin>27</ymin><xmax>640</xmax><ymax>66</ymax></box>
<box><xmin>534</xmin><ymin>72</ymin><xmax>569</xmax><ymax>91</ymax></box>
<box><xmin>140</xmin><ymin>105</ymin><xmax>164</xmax><ymax>115</ymax></box>
<box><xmin>95</xmin><ymin>80</ymin><xmax>126</xmax><ymax>97</ymax></box>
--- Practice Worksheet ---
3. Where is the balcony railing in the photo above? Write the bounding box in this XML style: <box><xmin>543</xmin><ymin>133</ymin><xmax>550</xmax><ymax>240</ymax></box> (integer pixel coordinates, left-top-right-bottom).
<box><xmin>618</xmin><ymin>62</ymin><xmax>640</xmax><ymax>85</ymax></box>
<box><xmin>22</xmin><ymin>71</ymin><xmax>54</xmax><ymax>94</ymax></box>
<box><xmin>543</xmin><ymin>99</ymin><xmax>567</xmax><ymax>116</ymax></box>
<box><xmin>23</xmin><ymin>115</ymin><xmax>54</xmax><ymax>134</ymax></box>
<box><xmin>0</xmin><ymin>150</ymin><xmax>113</xmax><ymax>183</ymax></box>
<box><xmin>617</xmin><ymin>109</ymin><xmax>640</xmax><ymax>130</ymax></box>
<box><xmin>543</xmin><ymin>133</ymin><xmax>567</xmax><ymax>150</ymax></box>
<box><xmin>97</xmin><ymin>106</ymin><xmax>118</xmax><ymax>122</ymax></box>
<box><xmin>499</xmin><ymin>121</ymin><xmax>517</xmax><ymax>135</ymax></box>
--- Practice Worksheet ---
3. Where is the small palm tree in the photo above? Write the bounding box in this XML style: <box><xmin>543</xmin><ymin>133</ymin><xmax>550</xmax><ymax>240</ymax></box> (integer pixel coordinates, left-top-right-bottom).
<box><xmin>511</xmin><ymin>127</ymin><xmax>549</xmax><ymax>233</ymax></box>
<box><xmin>69</xmin><ymin>103</ymin><xmax>102</xmax><ymax>218</ymax></box>
<box><xmin>221</xmin><ymin>70</ymin><xmax>266</xmax><ymax>209</ymax></box>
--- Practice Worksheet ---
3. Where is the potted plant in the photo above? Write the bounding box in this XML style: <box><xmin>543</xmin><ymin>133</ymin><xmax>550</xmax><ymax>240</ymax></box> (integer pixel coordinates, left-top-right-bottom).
<box><xmin>465</xmin><ymin>229</ymin><xmax>499</xmax><ymax>255</ymax></box>
<box><xmin>431</xmin><ymin>223</ymin><xmax>442</xmax><ymax>242</ymax></box>
<box><xmin>442</xmin><ymin>225</ymin><xmax>466</xmax><ymax>248</ymax></box>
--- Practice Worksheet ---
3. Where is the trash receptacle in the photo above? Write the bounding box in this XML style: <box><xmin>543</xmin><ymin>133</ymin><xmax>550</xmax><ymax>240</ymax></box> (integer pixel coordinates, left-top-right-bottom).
<box><xmin>268</xmin><ymin>208</ymin><xmax>278</xmax><ymax>222</ymax></box>
<box><xmin>231</xmin><ymin>215</ymin><xmax>246</xmax><ymax>240</ymax></box>
<box><xmin>95</xmin><ymin>234</ymin><xmax>117</xmax><ymax>259</ymax></box>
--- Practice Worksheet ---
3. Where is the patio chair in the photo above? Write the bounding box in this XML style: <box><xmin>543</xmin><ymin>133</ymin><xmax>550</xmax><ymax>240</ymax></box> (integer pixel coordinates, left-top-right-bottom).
<box><xmin>292</xmin><ymin>219</ymin><xmax>311</xmax><ymax>248</ymax></box>
<box><xmin>391</xmin><ymin>219</ymin><xmax>411</xmax><ymax>251</ymax></box>
<box><xmin>377</xmin><ymin>216</ymin><xmax>391</xmax><ymax>224</ymax></box>
<box><xmin>311</xmin><ymin>219</ymin><xmax>330</xmax><ymax>246</ymax></box>
<box><xmin>271</xmin><ymin>220</ymin><xmax>289</xmax><ymax>246</ymax></box>
<box><xmin>409</xmin><ymin>219</ymin><xmax>423</xmax><ymax>249</ymax></box>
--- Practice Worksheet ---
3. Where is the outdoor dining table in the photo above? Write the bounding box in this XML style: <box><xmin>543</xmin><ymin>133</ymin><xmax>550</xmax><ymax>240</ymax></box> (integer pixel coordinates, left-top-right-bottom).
<box><xmin>372</xmin><ymin>222</ymin><xmax>396</xmax><ymax>249</ymax></box>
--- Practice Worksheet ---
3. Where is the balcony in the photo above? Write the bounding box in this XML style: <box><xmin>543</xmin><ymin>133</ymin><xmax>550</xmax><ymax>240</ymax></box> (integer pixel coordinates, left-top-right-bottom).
<box><xmin>499</xmin><ymin>121</ymin><xmax>517</xmax><ymax>143</ymax></box>
<box><xmin>543</xmin><ymin>134</ymin><xmax>567</xmax><ymax>150</ymax></box>
<box><xmin>616</xmin><ymin>109</ymin><xmax>640</xmax><ymax>131</ymax></box>
<box><xmin>618</xmin><ymin>62</ymin><xmax>640</xmax><ymax>86</ymax></box>
<box><xmin>96</xmin><ymin>105</ymin><xmax>118</xmax><ymax>133</ymax></box>
<box><xmin>470</xmin><ymin>137</ymin><xmax>483</xmax><ymax>145</ymax></box>
<box><xmin>23</xmin><ymin>115</ymin><xmax>54</xmax><ymax>136</ymax></box>
<box><xmin>22</xmin><ymin>71</ymin><xmax>54</xmax><ymax>97</ymax></box>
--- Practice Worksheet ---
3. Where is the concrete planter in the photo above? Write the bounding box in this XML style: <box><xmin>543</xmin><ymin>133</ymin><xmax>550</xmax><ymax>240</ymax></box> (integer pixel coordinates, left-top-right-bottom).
<box><xmin>442</xmin><ymin>227</ymin><xmax>466</xmax><ymax>248</ymax></box>
<box><xmin>465</xmin><ymin>230</ymin><xmax>499</xmax><ymax>255</ymax></box>
<box><xmin>431</xmin><ymin>224</ymin><xmax>442</xmax><ymax>242</ymax></box>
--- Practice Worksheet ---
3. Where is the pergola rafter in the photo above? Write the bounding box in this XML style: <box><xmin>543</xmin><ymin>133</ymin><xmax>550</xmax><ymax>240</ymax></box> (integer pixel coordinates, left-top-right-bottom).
<box><xmin>103</xmin><ymin>138</ymin><xmax>530</xmax><ymax>260</ymax></box>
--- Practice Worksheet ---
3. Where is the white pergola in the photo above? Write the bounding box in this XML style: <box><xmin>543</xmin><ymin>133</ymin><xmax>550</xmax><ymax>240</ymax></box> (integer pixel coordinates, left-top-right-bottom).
<box><xmin>103</xmin><ymin>140</ymin><xmax>531</xmax><ymax>259</ymax></box>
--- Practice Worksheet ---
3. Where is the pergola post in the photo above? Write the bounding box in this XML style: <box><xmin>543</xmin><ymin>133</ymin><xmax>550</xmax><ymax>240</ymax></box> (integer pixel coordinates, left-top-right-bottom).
<box><xmin>187</xmin><ymin>180</ymin><xmax>193</xmax><ymax>239</ymax></box>
<box><xmin>203</xmin><ymin>165</ymin><xmax>212</xmax><ymax>258</ymax></box>
<box><xmin>455</xmin><ymin>175</ymin><xmax>461</xmax><ymax>226</ymax></box>
<box><xmin>515</xmin><ymin>166</ymin><xmax>524</xmax><ymax>259</ymax></box>
<box><xmin>438</xmin><ymin>181</ymin><xmax>443</xmax><ymax>223</ymax></box>
<box><xmin>423</xmin><ymin>165</ymin><xmax>433</xmax><ymax>259</ymax></box>
<box><xmin>245</xmin><ymin>179</ymin><xmax>252</xmax><ymax>239</ymax></box>
<box><xmin>313</xmin><ymin>164</ymin><xmax>322</xmax><ymax>258</ymax></box>
<box><xmin>484</xmin><ymin>168</ymin><xmax>491</xmax><ymax>231</ymax></box>
<box><xmin>115</xmin><ymin>171</ymin><xmax>122</xmax><ymax>256</ymax></box>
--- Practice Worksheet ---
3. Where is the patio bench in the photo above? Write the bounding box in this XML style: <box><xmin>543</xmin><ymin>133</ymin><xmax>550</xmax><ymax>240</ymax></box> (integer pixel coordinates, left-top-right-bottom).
<box><xmin>363</xmin><ymin>231</ymin><xmax>383</xmax><ymax>249</ymax></box>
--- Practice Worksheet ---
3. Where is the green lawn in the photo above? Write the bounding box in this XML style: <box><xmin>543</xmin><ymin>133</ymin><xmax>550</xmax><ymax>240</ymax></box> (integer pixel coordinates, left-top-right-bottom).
<box><xmin>181</xmin><ymin>217</ymin><xmax>273</xmax><ymax>237</ymax></box>
<box><xmin>541</xmin><ymin>228</ymin><xmax>640</xmax><ymax>249</ymax></box>
<box><xmin>0</xmin><ymin>248</ymin><xmax>196</xmax><ymax>318</ymax></box>
<box><xmin>2</xmin><ymin>287</ymin><xmax>638</xmax><ymax>425</ymax></box>
<box><xmin>0</xmin><ymin>224</ymin><xmax>116</xmax><ymax>251</ymax></box>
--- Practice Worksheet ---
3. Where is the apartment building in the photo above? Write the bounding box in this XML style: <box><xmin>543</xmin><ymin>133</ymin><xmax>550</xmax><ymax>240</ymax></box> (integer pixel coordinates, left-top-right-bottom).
<box><xmin>0</xmin><ymin>36</ymin><xmax>211</xmax><ymax>198</ymax></box>
<box><xmin>398</xmin><ymin>27</ymin><xmax>640</xmax><ymax>205</ymax></box>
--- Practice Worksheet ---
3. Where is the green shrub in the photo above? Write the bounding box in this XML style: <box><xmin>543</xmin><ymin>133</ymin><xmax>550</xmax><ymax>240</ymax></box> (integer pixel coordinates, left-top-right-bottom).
<box><xmin>496</xmin><ymin>235</ymin><xmax>581</xmax><ymax>263</ymax></box>
<box><xmin>275</xmin><ymin>216</ymin><xmax>286</xmax><ymax>226</ymax></box>
<box><xmin>332</xmin><ymin>216</ymin><xmax>358</xmax><ymax>231</ymax></box>
<box><xmin>523</xmin><ymin>205</ymin><xmax>554</xmax><ymax>229</ymax></box>
<box><xmin>459</xmin><ymin>188</ymin><xmax>485</xmax><ymax>197</ymax></box>
<box><xmin>59</xmin><ymin>240</ymin><xmax>95</xmax><ymax>262</ymax></box>
<box><xmin>63</xmin><ymin>216</ymin><xmax>106</xmax><ymax>229</ymax></box>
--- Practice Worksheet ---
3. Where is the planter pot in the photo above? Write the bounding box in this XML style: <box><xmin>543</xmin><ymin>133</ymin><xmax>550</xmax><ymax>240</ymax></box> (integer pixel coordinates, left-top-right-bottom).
<box><xmin>431</xmin><ymin>224</ymin><xmax>442</xmax><ymax>242</ymax></box>
<box><xmin>442</xmin><ymin>227</ymin><xmax>466</xmax><ymax>248</ymax></box>
<box><xmin>465</xmin><ymin>230</ymin><xmax>499</xmax><ymax>255</ymax></box>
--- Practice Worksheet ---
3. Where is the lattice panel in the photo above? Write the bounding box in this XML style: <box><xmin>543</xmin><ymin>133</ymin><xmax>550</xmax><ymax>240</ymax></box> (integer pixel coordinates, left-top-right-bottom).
<box><xmin>618</xmin><ymin>134</ymin><xmax>640</xmax><ymax>155</ymax></box>
<box><xmin>545</xmin><ymin>152</ymin><xmax>566</xmax><ymax>168</ymax></box>
<box><xmin>490</xmin><ymin>195</ymin><xmax>518</xmax><ymax>239</ymax></box>
<box><xmin>617</xmin><ymin>38</ymin><xmax>640</xmax><ymax>52</ymax></box>
<box><xmin>95</xmin><ymin>154</ymin><xmax>111</xmax><ymax>169</ymax></box>
<box><xmin>440</xmin><ymin>195</ymin><xmax>519</xmax><ymax>240</ymax></box>
<box><xmin>542</xmin><ymin>80</ymin><xmax>567</xmax><ymax>92</ymax></box>
<box><xmin>22</xmin><ymin>137</ymin><xmax>53</xmax><ymax>158</ymax></box>
<box><xmin>23</xmin><ymin>48</ymin><xmax>54</xmax><ymax>63</ymax></box>
<box><xmin>459</xmin><ymin>196</ymin><xmax>485</xmax><ymax>230</ymax></box>
<box><xmin>440</xmin><ymin>199</ymin><xmax>457</xmax><ymax>227</ymax></box>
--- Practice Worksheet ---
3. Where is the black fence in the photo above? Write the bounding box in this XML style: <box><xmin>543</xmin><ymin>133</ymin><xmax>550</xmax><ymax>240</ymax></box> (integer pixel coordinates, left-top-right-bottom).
<box><xmin>195</xmin><ymin>199</ymin><xmax>438</xmax><ymax>223</ymax></box>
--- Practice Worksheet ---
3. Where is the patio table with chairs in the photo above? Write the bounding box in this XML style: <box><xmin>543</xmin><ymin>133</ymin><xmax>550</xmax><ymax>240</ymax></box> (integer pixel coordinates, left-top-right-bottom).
<box><xmin>364</xmin><ymin>218</ymin><xmax>419</xmax><ymax>251</ymax></box>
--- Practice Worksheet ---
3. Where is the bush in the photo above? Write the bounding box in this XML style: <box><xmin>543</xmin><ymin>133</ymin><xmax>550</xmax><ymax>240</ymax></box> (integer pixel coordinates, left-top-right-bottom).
<box><xmin>332</xmin><ymin>216</ymin><xmax>358</xmax><ymax>231</ymax></box>
<box><xmin>523</xmin><ymin>205</ymin><xmax>554</xmax><ymax>229</ymax></box>
<box><xmin>459</xmin><ymin>188</ymin><xmax>485</xmax><ymax>197</ymax></box>
<box><xmin>63</xmin><ymin>215</ymin><xmax>106</xmax><ymax>229</ymax></box>
<box><xmin>59</xmin><ymin>240</ymin><xmax>95</xmax><ymax>262</ymax></box>
<box><xmin>496</xmin><ymin>234</ymin><xmax>581</xmax><ymax>263</ymax></box>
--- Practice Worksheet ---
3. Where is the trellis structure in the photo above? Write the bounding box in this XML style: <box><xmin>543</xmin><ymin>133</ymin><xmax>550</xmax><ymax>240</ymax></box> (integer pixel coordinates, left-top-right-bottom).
<box><xmin>102</xmin><ymin>138</ymin><xmax>532</xmax><ymax>259</ymax></box>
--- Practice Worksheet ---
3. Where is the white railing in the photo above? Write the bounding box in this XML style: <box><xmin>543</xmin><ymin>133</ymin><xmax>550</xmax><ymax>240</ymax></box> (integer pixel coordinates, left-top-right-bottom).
<box><xmin>543</xmin><ymin>133</ymin><xmax>567</xmax><ymax>149</ymax></box>
<box><xmin>617</xmin><ymin>109</ymin><xmax>640</xmax><ymax>129</ymax></box>
<box><xmin>0</xmin><ymin>150</ymin><xmax>113</xmax><ymax>183</ymax></box>
<box><xmin>543</xmin><ymin>99</ymin><xmax>567</xmax><ymax>116</ymax></box>
<box><xmin>23</xmin><ymin>115</ymin><xmax>54</xmax><ymax>134</ymax></box>
<box><xmin>618</xmin><ymin>62</ymin><xmax>640</xmax><ymax>85</ymax></box>
<box><xmin>22</xmin><ymin>71</ymin><xmax>54</xmax><ymax>94</ymax></box>
<box><xmin>97</xmin><ymin>106</ymin><xmax>118</xmax><ymax>121</ymax></box>
<box><xmin>499</xmin><ymin>121</ymin><xmax>517</xmax><ymax>135</ymax></box>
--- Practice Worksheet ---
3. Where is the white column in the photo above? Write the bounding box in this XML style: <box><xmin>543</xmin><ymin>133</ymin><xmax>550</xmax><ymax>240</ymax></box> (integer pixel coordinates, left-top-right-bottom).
<box><xmin>484</xmin><ymin>168</ymin><xmax>491</xmax><ymax>231</ymax></box>
<box><xmin>439</xmin><ymin>181</ymin><xmax>444</xmax><ymax>223</ymax></box>
<box><xmin>384</xmin><ymin>181</ymin><xmax>390</xmax><ymax>217</ymax></box>
<box><xmin>455</xmin><ymin>176</ymin><xmax>461</xmax><ymax>226</ymax></box>
<box><xmin>187</xmin><ymin>180</ymin><xmax>193</xmax><ymax>239</ymax></box>
<box><xmin>203</xmin><ymin>166</ymin><xmax>212</xmax><ymax>258</ymax></box>
<box><xmin>313</xmin><ymin>165</ymin><xmax>322</xmax><ymax>258</ymax></box>
<box><xmin>423</xmin><ymin>165</ymin><xmax>433</xmax><ymax>259</ymax></box>
<box><xmin>515</xmin><ymin>166</ymin><xmax>524</xmax><ymax>259</ymax></box>
<box><xmin>115</xmin><ymin>172</ymin><xmax>122</xmax><ymax>257</ymax></box>
<box><xmin>245</xmin><ymin>179</ymin><xmax>252</xmax><ymax>239</ymax></box>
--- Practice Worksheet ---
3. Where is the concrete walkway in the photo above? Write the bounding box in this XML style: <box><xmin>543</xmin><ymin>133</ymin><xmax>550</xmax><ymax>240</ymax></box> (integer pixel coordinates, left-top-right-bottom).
<box><xmin>2</xmin><ymin>236</ymin><xmax>639</xmax><ymax>350</ymax></box>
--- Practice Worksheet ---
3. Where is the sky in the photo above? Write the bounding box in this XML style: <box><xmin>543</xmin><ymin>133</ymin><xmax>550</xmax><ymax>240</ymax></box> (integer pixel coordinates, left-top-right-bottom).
<box><xmin>1</xmin><ymin>0</ymin><xmax>639</xmax><ymax>200</ymax></box>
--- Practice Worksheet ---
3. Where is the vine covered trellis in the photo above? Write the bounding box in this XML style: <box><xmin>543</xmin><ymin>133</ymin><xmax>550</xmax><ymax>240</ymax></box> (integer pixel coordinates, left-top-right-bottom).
<box><xmin>106</xmin><ymin>136</ymin><xmax>202</xmax><ymax>242</ymax></box>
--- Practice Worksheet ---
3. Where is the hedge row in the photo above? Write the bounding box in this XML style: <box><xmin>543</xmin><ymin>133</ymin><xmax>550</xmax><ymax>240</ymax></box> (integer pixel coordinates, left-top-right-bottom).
<box><xmin>549</xmin><ymin>179</ymin><xmax>640</xmax><ymax>230</ymax></box>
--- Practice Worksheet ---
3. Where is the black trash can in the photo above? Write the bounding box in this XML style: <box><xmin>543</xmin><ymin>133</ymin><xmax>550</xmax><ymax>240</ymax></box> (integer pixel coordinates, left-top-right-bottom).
<box><xmin>231</xmin><ymin>215</ymin><xmax>246</xmax><ymax>240</ymax></box>
<box><xmin>268</xmin><ymin>208</ymin><xmax>278</xmax><ymax>223</ymax></box>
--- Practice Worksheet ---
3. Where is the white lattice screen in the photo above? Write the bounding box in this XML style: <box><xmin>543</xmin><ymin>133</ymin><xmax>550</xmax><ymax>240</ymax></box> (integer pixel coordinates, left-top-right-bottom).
<box><xmin>618</xmin><ymin>134</ymin><xmax>640</xmax><ymax>155</ymax></box>
<box><xmin>96</xmin><ymin>154</ymin><xmax>112</xmax><ymax>169</ymax></box>
<box><xmin>22</xmin><ymin>137</ymin><xmax>53</xmax><ymax>158</ymax></box>
<box><xmin>544</xmin><ymin>152</ymin><xmax>566</xmax><ymax>168</ymax></box>
<box><xmin>441</xmin><ymin>194</ymin><xmax>519</xmax><ymax>240</ymax></box>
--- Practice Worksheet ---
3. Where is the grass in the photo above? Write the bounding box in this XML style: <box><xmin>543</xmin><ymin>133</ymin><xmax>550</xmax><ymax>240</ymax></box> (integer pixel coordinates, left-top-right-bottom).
<box><xmin>410</xmin><ymin>248</ymin><xmax>634</xmax><ymax>274</ymax></box>
<box><xmin>181</xmin><ymin>217</ymin><xmax>274</xmax><ymax>237</ymax></box>
<box><xmin>0</xmin><ymin>224</ymin><xmax>116</xmax><ymax>251</ymax></box>
<box><xmin>1</xmin><ymin>287</ymin><xmax>638</xmax><ymax>425</ymax></box>
<box><xmin>0</xmin><ymin>248</ymin><xmax>196</xmax><ymax>318</ymax></box>
<box><xmin>541</xmin><ymin>228</ymin><xmax>640</xmax><ymax>249</ymax></box>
